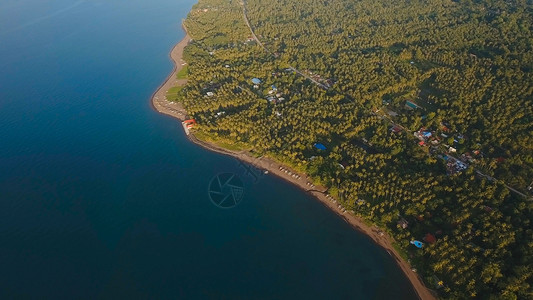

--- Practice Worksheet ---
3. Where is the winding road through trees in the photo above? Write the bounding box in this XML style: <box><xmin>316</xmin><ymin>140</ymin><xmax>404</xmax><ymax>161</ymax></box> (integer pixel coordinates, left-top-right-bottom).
<box><xmin>239</xmin><ymin>0</ymin><xmax>531</xmax><ymax>201</ymax></box>
<box><xmin>241</xmin><ymin>0</ymin><xmax>329</xmax><ymax>89</ymax></box>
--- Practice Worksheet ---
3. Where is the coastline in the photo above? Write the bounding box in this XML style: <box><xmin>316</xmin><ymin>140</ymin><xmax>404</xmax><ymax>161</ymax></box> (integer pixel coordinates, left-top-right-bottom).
<box><xmin>151</xmin><ymin>28</ymin><xmax>436</xmax><ymax>300</ymax></box>
<box><xmin>150</xmin><ymin>29</ymin><xmax>190</xmax><ymax>121</ymax></box>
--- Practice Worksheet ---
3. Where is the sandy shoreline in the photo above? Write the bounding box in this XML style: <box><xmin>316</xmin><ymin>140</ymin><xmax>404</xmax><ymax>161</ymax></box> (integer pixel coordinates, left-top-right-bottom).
<box><xmin>150</xmin><ymin>29</ymin><xmax>190</xmax><ymax>121</ymax></box>
<box><xmin>151</xmin><ymin>28</ymin><xmax>436</xmax><ymax>300</ymax></box>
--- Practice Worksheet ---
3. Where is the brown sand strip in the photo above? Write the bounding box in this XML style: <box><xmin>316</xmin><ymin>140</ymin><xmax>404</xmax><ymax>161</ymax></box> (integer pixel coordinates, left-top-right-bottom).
<box><xmin>150</xmin><ymin>31</ymin><xmax>190</xmax><ymax>121</ymax></box>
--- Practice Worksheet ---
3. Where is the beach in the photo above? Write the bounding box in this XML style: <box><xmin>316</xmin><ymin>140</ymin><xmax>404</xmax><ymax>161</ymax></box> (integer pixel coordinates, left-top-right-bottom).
<box><xmin>151</xmin><ymin>30</ymin><xmax>190</xmax><ymax>120</ymax></box>
<box><xmin>151</xmin><ymin>28</ymin><xmax>437</xmax><ymax>300</ymax></box>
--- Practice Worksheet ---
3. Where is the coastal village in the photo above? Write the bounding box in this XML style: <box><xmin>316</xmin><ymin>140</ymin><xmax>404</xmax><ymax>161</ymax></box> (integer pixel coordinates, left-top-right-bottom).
<box><xmin>187</xmin><ymin>63</ymin><xmax>497</xmax><ymax>184</ymax></box>
<box><xmin>3</xmin><ymin>0</ymin><xmax>530</xmax><ymax>298</ymax></box>
<box><xmin>154</xmin><ymin>0</ymin><xmax>533</xmax><ymax>298</ymax></box>
<box><xmin>169</xmin><ymin>63</ymin><xmax>505</xmax><ymax>296</ymax></box>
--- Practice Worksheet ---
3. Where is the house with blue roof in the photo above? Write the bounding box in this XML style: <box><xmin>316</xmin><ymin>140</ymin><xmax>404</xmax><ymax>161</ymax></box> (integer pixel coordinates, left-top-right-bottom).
<box><xmin>314</xmin><ymin>143</ymin><xmax>327</xmax><ymax>150</ymax></box>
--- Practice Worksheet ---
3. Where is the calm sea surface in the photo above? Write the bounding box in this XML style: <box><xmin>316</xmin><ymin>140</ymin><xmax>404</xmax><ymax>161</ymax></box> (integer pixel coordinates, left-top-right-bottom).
<box><xmin>0</xmin><ymin>0</ymin><xmax>417</xmax><ymax>298</ymax></box>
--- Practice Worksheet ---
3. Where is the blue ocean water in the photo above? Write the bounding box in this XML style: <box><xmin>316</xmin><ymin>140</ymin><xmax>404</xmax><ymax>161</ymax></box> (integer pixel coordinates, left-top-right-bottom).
<box><xmin>0</xmin><ymin>0</ymin><xmax>417</xmax><ymax>298</ymax></box>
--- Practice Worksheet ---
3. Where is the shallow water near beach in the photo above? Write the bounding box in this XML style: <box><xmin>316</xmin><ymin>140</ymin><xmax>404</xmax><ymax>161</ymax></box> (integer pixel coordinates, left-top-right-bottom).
<box><xmin>0</xmin><ymin>0</ymin><xmax>417</xmax><ymax>298</ymax></box>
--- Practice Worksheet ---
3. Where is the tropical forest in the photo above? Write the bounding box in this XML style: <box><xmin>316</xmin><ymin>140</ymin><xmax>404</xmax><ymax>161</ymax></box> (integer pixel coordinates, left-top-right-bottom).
<box><xmin>173</xmin><ymin>0</ymin><xmax>533</xmax><ymax>298</ymax></box>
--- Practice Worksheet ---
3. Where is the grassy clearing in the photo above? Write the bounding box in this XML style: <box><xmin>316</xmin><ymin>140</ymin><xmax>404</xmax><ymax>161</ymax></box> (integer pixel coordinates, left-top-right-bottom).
<box><xmin>194</xmin><ymin>130</ymin><xmax>250</xmax><ymax>151</ymax></box>
<box><xmin>166</xmin><ymin>86</ymin><xmax>183</xmax><ymax>102</ymax></box>
<box><xmin>176</xmin><ymin>65</ymin><xmax>188</xmax><ymax>79</ymax></box>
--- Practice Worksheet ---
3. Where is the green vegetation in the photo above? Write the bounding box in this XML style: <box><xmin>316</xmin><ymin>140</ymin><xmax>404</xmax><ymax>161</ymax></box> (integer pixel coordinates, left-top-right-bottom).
<box><xmin>166</xmin><ymin>86</ymin><xmax>183</xmax><ymax>102</ymax></box>
<box><xmin>177</xmin><ymin>65</ymin><xmax>189</xmax><ymax>79</ymax></box>
<box><xmin>193</xmin><ymin>130</ymin><xmax>250</xmax><ymax>151</ymax></box>
<box><xmin>180</xmin><ymin>0</ymin><xmax>533</xmax><ymax>298</ymax></box>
